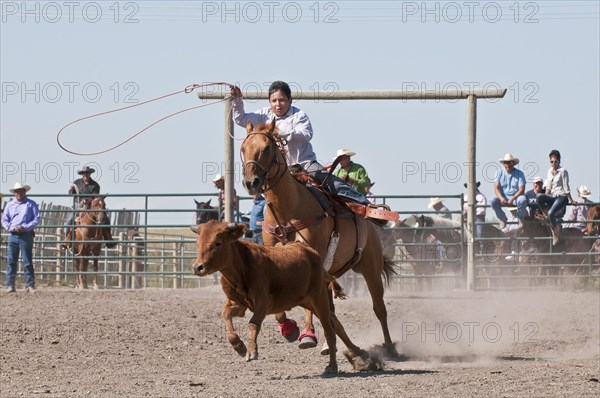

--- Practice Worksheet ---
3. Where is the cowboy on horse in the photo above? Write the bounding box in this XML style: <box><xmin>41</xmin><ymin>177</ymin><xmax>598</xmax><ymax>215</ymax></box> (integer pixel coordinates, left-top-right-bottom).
<box><xmin>231</xmin><ymin>81</ymin><xmax>397</xmax><ymax>222</ymax></box>
<box><xmin>62</xmin><ymin>165</ymin><xmax>116</xmax><ymax>249</ymax></box>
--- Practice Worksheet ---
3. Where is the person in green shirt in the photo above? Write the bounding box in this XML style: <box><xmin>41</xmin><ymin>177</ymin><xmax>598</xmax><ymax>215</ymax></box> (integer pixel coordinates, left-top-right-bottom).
<box><xmin>332</xmin><ymin>149</ymin><xmax>372</xmax><ymax>196</ymax></box>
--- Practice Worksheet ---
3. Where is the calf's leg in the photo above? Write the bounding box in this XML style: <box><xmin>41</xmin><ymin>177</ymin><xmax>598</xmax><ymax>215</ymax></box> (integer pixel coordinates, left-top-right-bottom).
<box><xmin>222</xmin><ymin>299</ymin><xmax>248</xmax><ymax>357</ymax></box>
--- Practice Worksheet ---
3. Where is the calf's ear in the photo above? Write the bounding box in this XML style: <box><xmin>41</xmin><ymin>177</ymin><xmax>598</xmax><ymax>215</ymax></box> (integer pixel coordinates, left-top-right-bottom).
<box><xmin>227</xmin><ymin>223</ymin><xmax>247</xmax><ymax>240</ymax></box>
<box><xmin>190</xmin><ymin>225</ymin><xmax>199</xmax><ymax>234</ymax></box>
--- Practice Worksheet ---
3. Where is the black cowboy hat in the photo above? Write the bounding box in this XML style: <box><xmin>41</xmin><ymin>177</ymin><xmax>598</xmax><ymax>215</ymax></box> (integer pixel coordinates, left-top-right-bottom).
<box><xmin>77</xmin><ymin>166</ymin><xmax>96</xmax><ymax>175</ymax></box>
<box><xmin>464</xmin><ymin>181</ymin><xmax>481</xmax><ymax>188</ymax></box>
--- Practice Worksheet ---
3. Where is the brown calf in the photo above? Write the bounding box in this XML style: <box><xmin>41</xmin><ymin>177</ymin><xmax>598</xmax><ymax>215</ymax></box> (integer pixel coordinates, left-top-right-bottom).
<box><xmin>190</xmin><ymin>221</ymin><xmax>380</xmax><ymax>374</ymax></box>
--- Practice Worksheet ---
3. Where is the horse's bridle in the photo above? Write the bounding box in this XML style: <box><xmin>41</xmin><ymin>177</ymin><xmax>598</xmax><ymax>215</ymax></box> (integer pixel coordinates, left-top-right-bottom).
<box><xmin>79</xmin><ymin>198</ymin><xmax>104</xmax><ymax>225</ymax></box>
<box><xmin>240</xmin><ymin>132</ymin><xmax>288</xmax><ymax>193</ymax></box>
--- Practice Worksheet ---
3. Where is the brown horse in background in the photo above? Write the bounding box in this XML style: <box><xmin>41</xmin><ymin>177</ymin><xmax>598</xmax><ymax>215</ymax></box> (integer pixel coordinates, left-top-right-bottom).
<box><xmin>519</xmin><ymin>217</ymin><xmax>595</xmax><ymax>287</ymax></box>
<box><xmin>240</xmin><ymin>120</ymin><xmax>397</xmax><ymax>355</ymax></box>
<box><xmin>74</xmin><ymin>197</ymin><xmax>106</xmax><ymax>289</ymax></box>
<box><xmin>587</xmin><ymin>205</ymin><xmax>600</xmax><ymax>236</ymax></box>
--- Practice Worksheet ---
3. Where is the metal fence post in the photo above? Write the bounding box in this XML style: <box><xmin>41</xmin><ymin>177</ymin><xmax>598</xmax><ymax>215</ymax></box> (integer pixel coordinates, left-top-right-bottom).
<box><xmin>466</xmin><ymin>94</ymin><xmax>477</xmax><ymax>292</ymax></box>
<box><xmin>118</xmin><ymin>232</ymin><xmax>126</xmax><ymax>288</ymax></box>
<box><xmin>55</xmin><ymin>228</ymin><xmax>62</xmax><ymax>285</ymax></box>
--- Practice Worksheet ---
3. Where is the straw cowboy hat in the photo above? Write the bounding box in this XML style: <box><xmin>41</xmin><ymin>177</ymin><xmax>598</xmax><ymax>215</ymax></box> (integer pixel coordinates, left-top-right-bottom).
<box><xmin>499</xmin><ymin>153</ymin><xmax>520</xmax><ymax>165</ymax></box>
<box><xmin>9</xmin><ymin>182</ymin><xmax>31</xmax><ymax>193</ymax></box>
<box><xmin>77</xmin><ymin>165</ymin><xmax>96</xmax><ymax>175</ymax></box>
<box><xmin>212</xmin><ymin>174</ymin><xmax>224</xmax><ymax>183</ymax></box>
<box><xmin>427</xmin><ymin>197</ymin><xmax>444</xmax><ymax>208</ymax></box>
<box><xmin>577</xmin><ymin>185</ymin><xmax>592</xmax><ymax>198</ymax></box>
<box><xmin>333</xmin><ymin>149</ymin><xmax>356</xmax><ymax>159</ymax></box>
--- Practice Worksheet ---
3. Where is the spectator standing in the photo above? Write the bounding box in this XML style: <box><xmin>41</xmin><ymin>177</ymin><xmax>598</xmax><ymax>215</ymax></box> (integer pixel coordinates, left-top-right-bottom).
<box><xmin>2</xmin><ymin>182</ymin><xmax>40</xmax><ymax>293</ymax></box>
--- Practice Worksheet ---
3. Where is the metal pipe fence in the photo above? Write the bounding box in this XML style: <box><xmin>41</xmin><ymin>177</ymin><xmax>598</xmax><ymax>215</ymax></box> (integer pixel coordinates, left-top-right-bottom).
<box><xmin>1</xmin><ymin>193</ymin><xmax>598</xmax><ymax>291</ymax></box>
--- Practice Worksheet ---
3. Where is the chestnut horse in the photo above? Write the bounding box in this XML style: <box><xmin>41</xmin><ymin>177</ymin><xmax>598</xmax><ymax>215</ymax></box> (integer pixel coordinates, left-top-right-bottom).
<box><xmin>240</xmin><ymin>120</ymin><xmax>397</xmax><ymax>355</ymax></box>
<box><xmin>587</xmin><ymin>205</ymin><xmax>600</xmax><ymax>236</ymax></box>
<box><xmin>73</xmin><ymin>197</ymin><xmax>106</xmax><ymax>289</ymax></box>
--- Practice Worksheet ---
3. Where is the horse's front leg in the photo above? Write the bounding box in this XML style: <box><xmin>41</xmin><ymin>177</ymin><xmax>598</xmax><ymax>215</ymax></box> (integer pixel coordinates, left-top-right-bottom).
<box><xmin>81</xmin><ymin>258</ymin><xmax>89</xmax><ymax>289</ymax></box>
<box><xmin>92</xmin><ymin>257</ymin><xmax>99</xmax><ymax>290</ymax></box>
<box><xmin>75</xmin><ymin>257</ymin><xmax>83</xmax><ymax>289</ymax></box>
<box><xmin>222</xmin><ymin>299</ymin><xmax>248</xmax><ymax>357</ymax></box>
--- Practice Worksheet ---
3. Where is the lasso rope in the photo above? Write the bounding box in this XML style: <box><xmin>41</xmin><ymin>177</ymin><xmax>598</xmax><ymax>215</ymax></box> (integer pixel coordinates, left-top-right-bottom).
<box><xmin>57</xmin><ymin>82</ymin><xmax>235</xmax><ymax>156</ymax></box>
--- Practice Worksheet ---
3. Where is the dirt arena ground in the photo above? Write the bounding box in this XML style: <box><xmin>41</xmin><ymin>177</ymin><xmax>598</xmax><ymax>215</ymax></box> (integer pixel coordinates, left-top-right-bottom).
<box><xmin>1</xmin><ymin>284</ymin><xmax>599</xmax><ymax>398</ymax></box>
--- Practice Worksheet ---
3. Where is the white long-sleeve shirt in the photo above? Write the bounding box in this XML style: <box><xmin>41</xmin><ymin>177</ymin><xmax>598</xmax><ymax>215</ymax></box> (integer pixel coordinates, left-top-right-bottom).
<box><xmin>544</xmin><ymin>167</ymin><xmax>571</xmax><ymax>196</ymax></box>
<box><xmin>232</xmin><ymin>98</ymin><xmax>317</xmax><ymax>169</ymax></box>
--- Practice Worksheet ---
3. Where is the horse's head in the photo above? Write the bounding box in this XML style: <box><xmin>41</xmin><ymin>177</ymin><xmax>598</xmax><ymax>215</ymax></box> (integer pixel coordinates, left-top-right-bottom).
<box><xmin>194</xmin><ymin>199</ymin><xmax>218</xmax><ymax>225</ymax></box>
<box><xmin>90</xmin><ymin>197</ymin><xmax>107</xmax><ymax>224</ymax></box>
<box><xmin>240</xmin><ymin>119</ymin><xmax>286</xmax><ymax>195</ymax></box>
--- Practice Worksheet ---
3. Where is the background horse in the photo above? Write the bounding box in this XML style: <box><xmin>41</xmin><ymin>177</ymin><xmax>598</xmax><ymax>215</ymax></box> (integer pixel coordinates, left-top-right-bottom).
<box><xmin>194</xmin><ymin>199</ymin><xmax>220</xmax><ymax>224</ymax></box>
<box><xmin>391</xmin><ymin>217</ymin><xmax>438</xmax><ymax>291</ymax></box>
<box><xmin>587</xmin><ymin>205</ymin><xmax>600</xmax><ymax>236</ymax></box>
<box><xmin>241</xmin><ymin>120</ymin><xmax>397</xmax><ymax>355</ymax></box>
<box><xmin>415</xmin><ymin>215</ymin><xmax>510</xmax><ymax>288</ymax></box>
<box><xmin>73</xmin><ymin>197</ymin><xmax>106</xmax><ymax>289</ymax></box>
<box><xmin>519</xmin><ymin>217</ymin><xmax>595</xmax><ymax>287</ymax></box>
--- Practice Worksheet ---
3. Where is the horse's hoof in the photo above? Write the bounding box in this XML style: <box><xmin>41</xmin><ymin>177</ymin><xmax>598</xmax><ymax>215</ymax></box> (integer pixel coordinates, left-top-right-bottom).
<box><xmin>234</xmin><ymin>345</ymin><xmax>247</xmax><ymax>357</ymax></box>
<box><xmin>323</xmin><ymin>364</ymin><xmax>338</xmax><ymax>375</ymax></box>
<box><xmin>245</xmin><ymin>352</ymin><xmax>258</xmax><ymax>362</ymax></box>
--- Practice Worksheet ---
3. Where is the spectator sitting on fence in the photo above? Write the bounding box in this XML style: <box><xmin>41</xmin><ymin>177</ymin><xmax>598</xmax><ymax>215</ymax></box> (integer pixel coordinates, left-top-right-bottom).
<box><xmin>491</xmin><ymin>153</ymin><xmax>527</xmax><ymax>231</ymax></box>
<box><xmin>525</xmin><ymin>176</ymin><xmax>544</xmax><ymax>218</ymax></box>
<box><xmin>63</xmin><ymin>166</ymin><xmax>116</xmax><ymax>249</ymax></box>
<box><xmin>536</xmin><ymin>149</ymin><xmax>577</xmax><ymax>246</ymax></box>
<box><xmin>564</xmin><ymin>185</ymin><xmax>593</xmax><ymax>232</ymax></box>
<box><xmin>428</xmin><ymin>197</ymin><xmax>452</xmax><ymax>220</ymax></box>
<box><xmin>2</xmin><ymin>182</ymin><xmax>40</xmax><ymax>293</ymax></box>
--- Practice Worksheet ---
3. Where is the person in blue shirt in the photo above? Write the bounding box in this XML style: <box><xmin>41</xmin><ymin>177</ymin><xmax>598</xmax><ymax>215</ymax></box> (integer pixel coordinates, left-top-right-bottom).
<box><xmin>491</xmin><ymin>154</ymin><xmax>527</xmax><ymax>230</ymax></box>
<box><xmin>1</xmin><ymin>182</ymin><xmax>41</xmax><ymax>293</ymax></box>
<box><xmin>249</xmin><ymin>193</ymin><xmax>266</xmax><ymax>245</ymax></box>
<box><xmin>524</xmin><ymin>176</ymin><xmax>544</xmax><ymax>218</ymax></box>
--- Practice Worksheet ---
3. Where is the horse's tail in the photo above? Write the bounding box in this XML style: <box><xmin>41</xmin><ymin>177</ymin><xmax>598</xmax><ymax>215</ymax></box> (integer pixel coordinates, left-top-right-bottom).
<box><xmin>381</xmin><ymin>257</ymin><xmax>398</xmax><ymax>287</ymax></box>
<box><xmin>325</xmin><ymin>273</ymin><xmax>347</xmax><ymax>300</ymax></box>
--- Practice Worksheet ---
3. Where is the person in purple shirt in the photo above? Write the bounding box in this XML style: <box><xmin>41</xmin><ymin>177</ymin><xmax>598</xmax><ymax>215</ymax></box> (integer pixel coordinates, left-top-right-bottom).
<box><xmin>491</xmin><ymin>153</ymin><xmax>527</xmax><ymax>230</ymax></box>
<box><xmin>2</xmin><ymin>182</ymin><xmax>40</xmax><ymax>293</ymax></box>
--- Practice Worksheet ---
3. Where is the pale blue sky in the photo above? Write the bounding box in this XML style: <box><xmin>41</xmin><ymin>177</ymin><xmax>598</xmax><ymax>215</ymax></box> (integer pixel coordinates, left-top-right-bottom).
<box><xmin>1</xmin><ymin>1</ymin><xmax>599</xmax><ymax>224</ymax></box>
